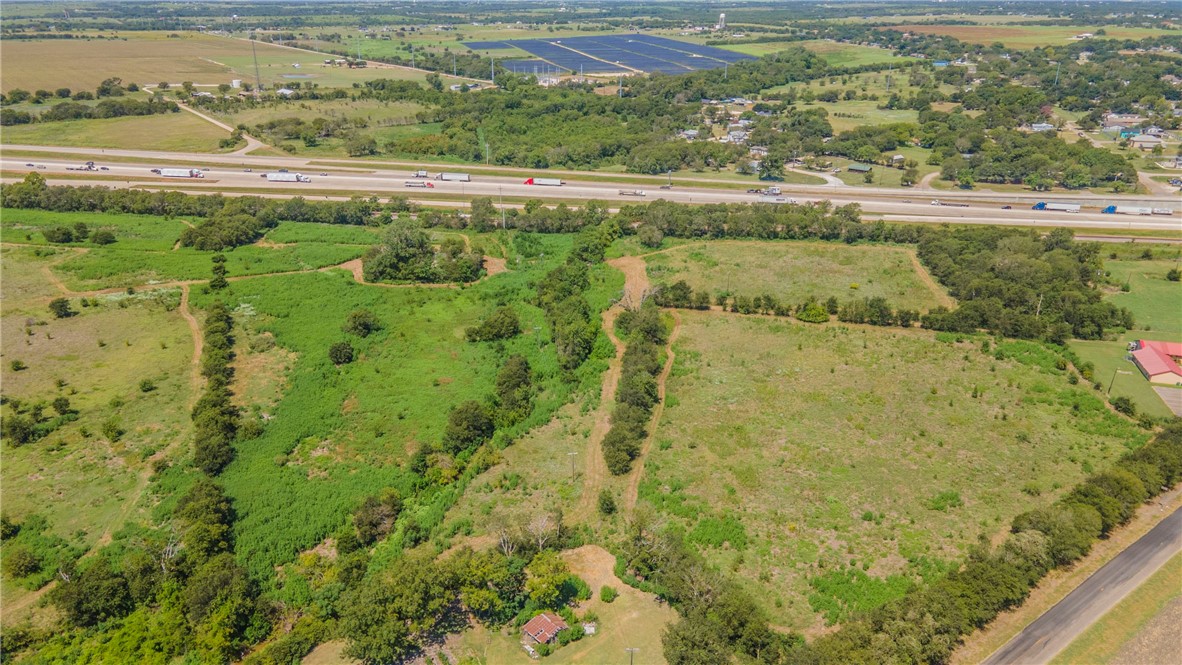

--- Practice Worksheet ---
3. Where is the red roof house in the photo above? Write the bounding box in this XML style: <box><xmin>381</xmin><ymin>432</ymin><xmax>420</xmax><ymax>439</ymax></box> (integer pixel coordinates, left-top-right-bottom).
<box><xmin>1131</xmin><ymin>340</ymin><xmax>1182</xmax><ymax>384</ymax></box>
<box><xmin>522</xmin><ymin>612</ymin><xmax>569</xmax><ymax>645</ymax></box>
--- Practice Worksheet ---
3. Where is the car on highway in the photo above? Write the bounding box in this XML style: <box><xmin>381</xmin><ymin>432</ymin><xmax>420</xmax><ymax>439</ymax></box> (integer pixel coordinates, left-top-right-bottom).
<box><xmin>244</xmin><ymin>168</ymin><xmax>252</xmax><ymax>172</ymax></box>
<box><xmin>278</xmin><ymin>168</ymin><xmax>288</xmax><ymax>173</ymax></box>
<box><xmin>1001</xmin><ymin>205</ymin><xmax>1012</xmax><ymax>209</ymax></box>
<box><xmin>320</xmin><ymin>172</ymin><xmax>328</xmax><ymax>176</ymax></box>
<box><xmin>25</xmin><ymin>163</ymin><xmax>34</xmax><ymax>167</ymax></box>
<box><xmin>100</xmin><ymin>167</ymin><xmax>110</xmax><ymax>171</ymax></box>
<box><xmin>660</xmin><ymin>184</ymin><xmax>673</xmax><ymax>190</ymax></box>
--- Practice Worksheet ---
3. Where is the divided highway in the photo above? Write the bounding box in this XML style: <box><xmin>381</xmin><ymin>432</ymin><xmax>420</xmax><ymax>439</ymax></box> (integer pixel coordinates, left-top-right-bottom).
<box><xmin>3</xmin><ymin>145</ymin><xmax>1180</xmax><ymax>233</ymax></box>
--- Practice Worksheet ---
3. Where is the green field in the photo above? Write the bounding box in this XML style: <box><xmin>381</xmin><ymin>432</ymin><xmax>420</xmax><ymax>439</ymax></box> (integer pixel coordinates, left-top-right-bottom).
<box><xmin>0</xmin><ymin>111</ymin><xmax>231</xmax><ymax>153</ymax></box>
<box><xmin>643</xmin><ymin>240</ymin><xmax>952</xmax><ymax>312</ymax></box>
<box><xmin>643</xmin><ymin>313</ymin><xmax>1147</xmax><ymax>629</ymax></box>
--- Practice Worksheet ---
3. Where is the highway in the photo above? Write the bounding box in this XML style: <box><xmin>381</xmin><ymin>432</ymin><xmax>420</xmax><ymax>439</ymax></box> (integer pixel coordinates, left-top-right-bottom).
<box><xmin>3</xmin><ymin>146</ymin><xmax>1181</xmax><ymax>233</ymax></box>
<box><xmin>983</xmin><ymin>507</ymin><xmax>1182</xmax><ymax>665</ymax></box>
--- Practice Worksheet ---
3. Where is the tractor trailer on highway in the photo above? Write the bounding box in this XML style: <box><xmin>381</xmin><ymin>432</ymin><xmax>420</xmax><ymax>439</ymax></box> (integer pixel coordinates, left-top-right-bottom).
<box><xmin>264</xmin><ymin>172</ymin><xmax>311</xmax><ymax>183</ymax></box>
<box><xmin>1031</xmin><ymin>202</ymin><xmax>1081</xmax><ymax>213</ymax></box>
<box><xmin>154</xmin><ymin>168</ymin><xmax>204</xmax><ymax>178</ymax></box>
<box><xmin>524</xmin><ymin>177</ymin><xmax>564</xmax><ymax>186</ymax></box>
<box><xmin>1100</xmin><ymin>206</ymin><xmax>1152</xmax><ymax>216</ymax></box>
<box><xmin>436</xmin><ymin>172</ymin><xmax>471</xmax><ymax>182</ymax></box>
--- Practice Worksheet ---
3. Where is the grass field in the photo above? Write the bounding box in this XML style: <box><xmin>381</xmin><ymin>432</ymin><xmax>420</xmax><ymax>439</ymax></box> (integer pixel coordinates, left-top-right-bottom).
<box><xmin>0</xmin><ymin>243</ymin><xmax>198</xmax><ymax>618</ymax></box>
<box><xmin>1049</xmin><ymin>553</ymin><xmax>1181</xmax><ymax>665</ymax></box>
<box><xmin>883</xmin><ymin>24</ymin><xmax>1178</xmax><ymax>49</ymax></box>
<box><xmin>1070</xmin><ymin>258</ymin><xmax>1182</xmax><ymax>419</ymax></box>
<box><xmin>798</xmin><ymin>40</ymin><xmax>911</xmax><ymax>67</ymax></box>
<box><xmin>0</xmin><ymin>111</ymin><xmax>230</xmax><ymax>153</ymax></box>
<box><xmin>0</xmin><ymin>31</ymin><xmax>430</xmax><ymax>94</ymax></box>
<box><xmin>643</xmin><ymin>240</ymin><xmax>952</xmax><ymax>312</ymax></box>
<box><xmin>643</xmin><ymin>313</ymin><xmax>1147</xmax><ymax>630</ymax></box>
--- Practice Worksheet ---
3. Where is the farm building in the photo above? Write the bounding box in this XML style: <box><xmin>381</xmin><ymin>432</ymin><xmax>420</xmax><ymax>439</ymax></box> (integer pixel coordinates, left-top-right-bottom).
<box><xmin>1131</xmin><ymin>340</ymin><xmax>1182</xmax><ymax>384</ymax></box>
<box><xmin>522</xmin><ymin>612</ymin><xmax>568</xmax><ymax>645</ymax></box>
<box><xmin>1030</xmin><ymin>123</ymin><xmax>1055</xmax><ymax>132</ymax></box>
<box><xmin>847</xmin><ymin>163</ymin><xmax>873</xmax><ymax>173</ymax></box>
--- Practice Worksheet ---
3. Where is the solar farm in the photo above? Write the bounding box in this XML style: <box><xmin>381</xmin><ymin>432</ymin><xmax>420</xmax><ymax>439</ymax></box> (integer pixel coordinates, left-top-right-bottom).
<box><xmin>466</xmin><ymin>33</ymin><xmax>755</xmax><ymax>75</ymax></box>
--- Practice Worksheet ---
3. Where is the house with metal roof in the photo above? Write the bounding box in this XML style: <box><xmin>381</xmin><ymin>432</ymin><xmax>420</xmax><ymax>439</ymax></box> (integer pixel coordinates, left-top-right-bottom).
<box><xmin>1131</xmin><ymin>340</ymin><xmax>1182</xmax><ymax>384</ymax></box>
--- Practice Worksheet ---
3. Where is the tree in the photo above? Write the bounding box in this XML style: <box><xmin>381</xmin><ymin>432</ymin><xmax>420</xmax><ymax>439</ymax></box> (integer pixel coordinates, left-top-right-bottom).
<box><xmin>525</xmin><ymin>550</ymin><xmax>569</xmax><ymax>608</ymax></box>
<box><xmin>363</xmin><ymin>221</ymin><xmax>436</xmax><ymax>283</ymax></box>
<box><xmin>329</xmin><ymin>341</ymin><xmax>355</xmax><ymax>366</ymax></box>
<box><xmin>598</xmin><ymin>490</ymin><xmax>617</xmax><ymax>516</ymax></box>
<box><xmin>663</xmin><ymin>614</ymin><xmax>730</xmax><ymax>665</ymax></box>
<box><xmin>340</xmin><ymin>554</ymin><xmax>453</xmax><ymax>663</ymax></box>
<box><xmin>1167</xmin><ymin>268</ymin><xmax>1180</xmax><ymax>282</ymax></box>
<box><xmin>637</xmin><ymin>224</ymin><xmax>664</xmax><ymax>249</ymax></box>
<box><xmin>2</xmin><ymin>545</ymin><xmax>40</xmax><ymax>578</ymax></box>
<box><xmin>209</xmin><ymin>253</ymin><xmax>228</xmax><ymax>290</ymax></box>
<box><xmin>91</xmin><ymin>230</ymin><xmax>116</xmax><ymax>245</ymax></box>
<box><xmin>354</xmin><ymin>489</ymin><xmax>402</xmax><ymax>545</ymax></box>
<box><xmin>48</xmin><ymin>297</ymin><xmax>75</xmax><ymax>319</ymax></box>
<box><xmin>343</xmin><ymin>309</ymin><xmax>382</xmax><ymax>337</ymax></box>
<box><xmin>442</xmin><ymin>401</ymin><xmax>494</xmax><ymax>454</ymax></box>
<box><xmin>51</xmin><ymin>396</ymin><xmax>71</xmax><ymax>415</ymax></box>
<box><xmin>465</xmin><ymin>306</ymin><xmax>520</xmax><ymax>342</ymax></box>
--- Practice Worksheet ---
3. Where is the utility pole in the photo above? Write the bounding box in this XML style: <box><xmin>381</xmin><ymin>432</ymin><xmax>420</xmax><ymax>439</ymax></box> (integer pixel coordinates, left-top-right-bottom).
<box><xmin>567</xmin><ymin>451</ymin><xmax>577</xmax><ymax>476</ymax></box>
<box><xmin>410</xmin><ymin>44</ymin><xmax>415</xmax><ymax>69</ymax></box>
<box><xmin>490</xmin><ymin>58</ymin><xmax>495</xmax><ymax>85</ymax></box>
<box><xmin>886</xmin><ymin>63</ymin><xmax>892</xmax><ymax>92</ymax></box>
<box><xmin>626</xmin><ymin>647</ymin><xmax>639</xmax><ymax>665</ymax></box>
<box><xmin>1053</xmin><ymin>61</ymin><xmax>1061</xmax><ymax>86</ymax></box>
<box><xmin>250</xmin><ymin>36</ymin><xmax>263</xmax><ymax>93</ymax></box>
<box><xmin>499</xmin><ymin>186</ymin><xmax>506</xmax><ymax>228</ymax></box>
<box><xmin>453</xmin><ymin>51</ymin><xmax>457</xmax><ymax>77</ymax></box>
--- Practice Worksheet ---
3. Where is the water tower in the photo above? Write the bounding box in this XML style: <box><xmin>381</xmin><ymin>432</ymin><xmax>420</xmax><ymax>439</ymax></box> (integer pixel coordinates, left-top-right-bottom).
<box><xmin>719</xmin><ymin>13</ymin><xmax>727</xmax><ymax>30</ymax></box>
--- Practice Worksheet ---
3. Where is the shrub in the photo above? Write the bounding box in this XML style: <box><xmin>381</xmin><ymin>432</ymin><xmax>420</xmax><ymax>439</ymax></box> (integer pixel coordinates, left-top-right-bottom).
<box><xmin>600</xmin><ymin>585</ymin><xmax>618</xmax><ymax>603</ymax></box>
<box><xmin>1111</xmin><ymin>396</ymin><xmax>1137</xmax><ymax>417</ymax></box>
<box><xmin>48</xmin><ymin>298</ymin><xmax>75</xmax><ymax>319</ymax></box>
<box><xmin>597</xmin><ymin>490</ymin><xmax>617</xmax><ymax>516</ymax></box>
<box><xmin>329</xmin><ymin>341</ymin><xmax>355</xmax><ymax>366</ymax></box>
<box><xmin>9</xmin><ymin>360</ymin><xmax>27</xmax><ymax>372</ymax></box>
<box><xmin>796</xmin><ymin>301</ymin><xmax>830</xmax><ymax>323</ymax></box>
<box><xmin>343</xmin><ymin>309</ymin><xmax>382</xmax><ymax>337</ymax></box>
<box><xmin>101</xmin><ymin>416</ymin><xmax>123</xmax><ymax>442</ymax></box>
<box><xmin>465</xmin><ymin>306</ymin><xmax>520</xmax><ymax>342</ymax></box>
<box><xmin>927</xmin><ymin>490</ymin><xmax>963</xmax><ymax>511</ymax></box>
<box><xmin>1167</xmin><ymin>268</ymin><xmax>1180</xmax><ymax>282</ymax></box>
<box><xmin>91</xmin><ymin>230</ymin><xmax>116</xmax><ymax>245</ymax></box>
<box><xmin>139</xmin><ymin>378</ymin><xmax>157</xmax><ymax>393</ymax></box>
<box><xmin>2</xmin><ymin>545</ymin><xmax>41</xmax><ymax>579</ymax></box>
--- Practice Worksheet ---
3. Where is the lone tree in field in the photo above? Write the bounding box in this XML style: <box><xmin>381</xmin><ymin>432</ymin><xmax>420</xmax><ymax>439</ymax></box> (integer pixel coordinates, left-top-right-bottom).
<box><xmin>442</xmin><ymin>401</ymin><xmax>494</xmax><ymax>454</ymax></box>
<box><xmin>329</xmin><ymin>341</ymin><xmax>355</xmax><ymax>366</ymax></box>
<box><xmin>209</xmin><ymin>253</ymin><xmax>228</xmax><ymax>291</ymax></box>
<box><xmin>49</xmin><ymin>298</ymin><xmax>75</xmax><ymax>319</ymax></box>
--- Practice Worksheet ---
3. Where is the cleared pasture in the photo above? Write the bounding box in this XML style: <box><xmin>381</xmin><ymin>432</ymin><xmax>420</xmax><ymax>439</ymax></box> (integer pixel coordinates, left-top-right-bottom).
<box><xmin>884</xmin><ymin>24</ymin><xmax>1177</xmax><ymax>49</ymax></box>
<box><xmin>643</xmin><ymin>313</ymin><xmax>1148</xmax><ymax>629</ymax></box>
<box><xmin>643</xmin><ymin>240</ymin><xmax>952</xmax><ymax>312</ymax></box>
<box><xmin>0</xmin><ymin>111</ymin><xmax>230</xmax><ymax>153</ymax></box>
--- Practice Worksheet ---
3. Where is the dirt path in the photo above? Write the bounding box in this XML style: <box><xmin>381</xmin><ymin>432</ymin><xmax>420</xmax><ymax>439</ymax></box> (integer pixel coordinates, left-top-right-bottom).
<box><xmin>575</xmin><ymin>306</ymin><xmax>625</xmax><ymax>520</ymax></box>
<box><xmin>178</xmin><ymin>284</ymin><xmax>203</xmax><ymax>398</ymax></box>
<box><xmin>918</xmin><ymin>171</ymin><xmax>941</xmax><ymax>190</ymax></box>
<box><xmin>624</xmin><ymin>308</ymin><xmax>681</xmax><ymax>511</ymax></box>
<box><xmin>907</xmin><ymin>249</ymin><xmax>956</xmax><ymax>309</ymax></box>
<box><xmin>608</xmin><ymin>255</ymin><xmax>650</xmax><ymax>307</ymax></box>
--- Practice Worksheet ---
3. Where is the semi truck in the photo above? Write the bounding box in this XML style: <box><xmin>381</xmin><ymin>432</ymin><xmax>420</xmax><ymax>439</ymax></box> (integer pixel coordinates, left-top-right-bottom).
<box><xmin>67</xmin><ymin>161</ymin><xmax>99</xmax><ymax>172</ymax></box>
<box><xmin>436</xmin><ymin>172</ymin><xmax>471</xmax><ymax>182</ymax></box>
<box><xmin>618</xmin><ymin>190</ymin><xmax>646</xmax><ymax>197</ymax></box>
<box><xmin>264</xmin><ymin>172</ymin><xmax>311</xmax><ymax>183</ymax></box>
<box><xmin>154</xmin><ymin>168</ymin><xmax>205</xmax><ymax>178</ymax></box>
<box><xmin>524</xmin><ymin>177</ymin><xmax>564</xmax><ymax>186</ymax></box>
<box><xmin>758</xmin><ymin>196</ymin><xmax>797</xmax><ymax>204</ymax></box>
<box><xmin>930</xmin><ymin>200</ymin><xmax>970</xmax><ymax>208</ymax></box>
<box><xmin>404</xmin><ymin>181</ymin><xmax>435</xmax><ymax>188</ymax></box>
<box><xmin>747</xmin><ymin>186</ymin><xmax>782</xmax><ymax>195</ymax></box>
<box><xmin>1100</xmin><ymin>206</ymin><xmax>1152</xmax><ymax>215</ymax></box>
<box><xmin>1031</xmin><ymin>202</ymin><xmax>1080</xmax><ymax>213</ymax></box>
<box><xmin>411</xmin><ymin>170</ymin><xmax>429</xmax><ymax>178</ymax></box>
<box><xmin>1152</xmin><ymin>208</ymin><xmax>1175</xmax><ymax>216</ymax></box>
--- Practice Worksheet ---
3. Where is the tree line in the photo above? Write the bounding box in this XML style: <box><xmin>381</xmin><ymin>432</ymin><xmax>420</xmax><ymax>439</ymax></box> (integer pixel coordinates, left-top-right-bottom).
<box><xmin>1</xmin><ymin>97</ymin><xmax>179</xmax><ymax>126</ymax></box>
<box><xmin>192</xmin><ymin>301</ymin><xmax>240</xmax><ymax>475</ymax></box>
<box><xmin>603</xmin><ymin>302</ymin><xmax>669</xmax><ymax>475</ymax></box>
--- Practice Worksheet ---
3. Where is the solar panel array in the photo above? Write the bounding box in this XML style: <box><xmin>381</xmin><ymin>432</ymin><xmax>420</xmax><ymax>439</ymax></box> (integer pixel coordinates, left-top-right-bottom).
<box><xmin>464</xmin><ymin>33</ymin><xmax>755</xmax><ymax>75</ymax></box>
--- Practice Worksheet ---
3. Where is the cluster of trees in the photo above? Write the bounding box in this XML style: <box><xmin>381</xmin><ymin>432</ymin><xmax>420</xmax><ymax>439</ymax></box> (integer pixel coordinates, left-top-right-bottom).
<box><xmin>796</xmin><ymin>422</ymin><xmax>1182</xmax><ymax>664</ymax></box>
<box><xmin>41</xmin><ymin>221</ymin><xmax>116</xmax><ymax>245</ymax></box>
<box><xmin>534</xmin><ymin>224</ymin><xmax>615</xmax><ymax>371</ymax></box>
<box><xmin>0</xmin><ymin>513</ymin><xmax>83</xmax><ymax>592</ymax></box>
<box><xmin>248</xmin><ymin>115</ymin><xmax>380</xmax><ymax>155</ymax></box>
<box><xmin>603</xmin><ymin>303</ymin><xmax>668</xmax><ymax>475</ymax></box>
<box><xmin>1</xmin><ymin>393</ymin><xmax>78</xmax><ymax>448</ymax></box>
<box><xmin>1</xmin><ymin>77</ymin><xmax>136</xmax><ymax>107</ymax></box>
<box><xmin>655</xmin><ymin>280</ymin><xmax>920</xmax><ymax>328</ymax></box>
<box><xmin>1</xmin><ymin>97</ymin><xmax>178</xmax><ymax>126</ymax></box>
<box><xmin>361</xmin><ymin>221</ymin><xmax>483</xmax><ymax>283</ymax></box>
<box><xmin>918</xmin><ymin>227</ymin><xmax>1134</xmax><ymax>341</ymax></box>
<box><xmin>180</xmin><ymin>212</ymin><xmax>274</xmax><ymax>251</ymax></box>
<box><xmin>192</xmin><ymin>302</ymin><xmax>240</xmax><ymax>475</ymax></box>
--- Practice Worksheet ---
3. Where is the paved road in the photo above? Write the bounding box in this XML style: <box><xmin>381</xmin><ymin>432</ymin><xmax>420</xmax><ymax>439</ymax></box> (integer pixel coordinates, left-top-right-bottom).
<box><xmin>5</xmin><ymin>155</ymin><xmax>1182</xmax><ymax>233</ymax></box>
<box><xmin>983</xmin><ymin>507</ymin><xmax>1182</xmax><ymax>665</ymax></box>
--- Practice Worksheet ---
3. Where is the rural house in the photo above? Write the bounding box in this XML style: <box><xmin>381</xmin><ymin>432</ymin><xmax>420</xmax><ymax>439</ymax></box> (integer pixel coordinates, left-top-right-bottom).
<box><xmin>847</xmin><ymin>163</ymin><xmax>873</xmax><ymax>173</ymax></box>
<box><xmin>1131</xmin><ymin>340</ymin><xmax>1182</xmax><ymax>385</ymax></box>
<box><xmin>522</xmin><ymin>612</ymin><xmax>568</xmax><ymax>645</ymax></box>
<box><xmin>1130</xmin><ymin>135</ymin><xmax>1164</xmax><ymax>151</ymax></box>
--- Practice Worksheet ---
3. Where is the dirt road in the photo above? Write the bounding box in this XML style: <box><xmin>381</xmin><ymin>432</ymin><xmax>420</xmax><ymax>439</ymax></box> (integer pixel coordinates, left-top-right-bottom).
<box><xmin>624</xmin><ymin>308</ymin><xmax>681</xmax><ymax>511</ymax></box>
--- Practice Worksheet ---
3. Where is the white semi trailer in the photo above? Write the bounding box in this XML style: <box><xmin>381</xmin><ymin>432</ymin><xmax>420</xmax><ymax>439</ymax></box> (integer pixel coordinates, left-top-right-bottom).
<box><xmin>265</xmin><ymin>172</ymin><xmax>311</xmax><ymax>183</ymax></box>
<box><xmin>158</xmin><ymin>168</ymin><xmax>205</xmax><ymax>178</ymax></box>
<box><xmin>436</xmin><ymin>172</ymin><xmax>471</xmax><ymax>182</ymax></box>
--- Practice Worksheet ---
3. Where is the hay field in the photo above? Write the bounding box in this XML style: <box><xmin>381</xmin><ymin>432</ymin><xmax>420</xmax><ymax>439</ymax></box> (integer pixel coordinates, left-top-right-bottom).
<box><xmin>884</xmin><ymin>24</ymin><xmax>1176</xmax><ymax>49</ymax></box>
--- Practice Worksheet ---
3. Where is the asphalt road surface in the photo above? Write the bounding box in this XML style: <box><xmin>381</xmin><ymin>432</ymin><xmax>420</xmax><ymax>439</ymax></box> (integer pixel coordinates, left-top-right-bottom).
<box><xmin>983</xmin><ymin>506</ymin><xmax>1182</xmax><ymax>665</ymax></box>
<box><xmin>3</xmin><ymin>146</ymin><xmax>1181</xmax><ymax>233</ymax></box>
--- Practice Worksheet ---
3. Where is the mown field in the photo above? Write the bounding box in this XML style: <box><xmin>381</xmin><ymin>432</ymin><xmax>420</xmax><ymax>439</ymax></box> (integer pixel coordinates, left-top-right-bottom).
<box><xmin>721</xmin><ymin>39</ymin><xmax>908</xmax><ymax>68</ymax></box>
<box><xmin>643</xmin><ymin>312</ymin><xmax>1148</xmax><ymax>630</ymax></box>
<box><xmin>0</xmin><ymin>31</ymin><xmax>429</xmax><ymax>93</ymax></box>
<box><xmin>1072</xmin><ymin>257</ymin><xmax>1182</xmax><ymax>420</ymax></box>
<box><xmin>883</xmin><ymin>24</ymin><xmax>1178</xmax><ymax>49</ymax></box>
<box><xmin>0</xmin><ymin>111</ymin><xmax>231</xmax><ymax>153</ymax></box>
<box><xmin>643</xmin><ymin>240</ymin><xmax>953</xmax><ymax>312</ymax></box>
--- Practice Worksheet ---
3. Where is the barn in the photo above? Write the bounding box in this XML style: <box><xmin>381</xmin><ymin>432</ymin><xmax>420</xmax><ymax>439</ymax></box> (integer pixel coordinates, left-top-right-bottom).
<box><xmin>1131</xmin><ymin>340</ymin><xmax>1182</xmax><ymax>385</ymax></box>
